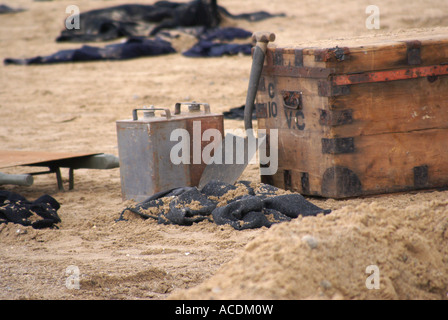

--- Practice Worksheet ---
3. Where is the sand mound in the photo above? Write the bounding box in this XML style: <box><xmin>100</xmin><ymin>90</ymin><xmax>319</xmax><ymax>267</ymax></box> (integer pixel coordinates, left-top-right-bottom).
<box><xmin>170</xmin><ymin>198</ymin><xmax>448</xmax><ymax>300</ymax></box>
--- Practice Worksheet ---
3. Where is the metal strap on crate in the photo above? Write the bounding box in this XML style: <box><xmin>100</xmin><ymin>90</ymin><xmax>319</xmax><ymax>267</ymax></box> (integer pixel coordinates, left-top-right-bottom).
<box><xmin>331</xmin><ymin>64</ymin><xmax>448</xmax><ymax>86</ymax></box>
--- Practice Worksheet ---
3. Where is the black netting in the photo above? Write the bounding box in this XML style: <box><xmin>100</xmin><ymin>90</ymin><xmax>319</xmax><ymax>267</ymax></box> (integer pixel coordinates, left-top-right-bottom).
<box><xmin>0</xmin><ymin>191</ymin><xmax>61</xmax><ymax>229</ymax></box>
<box><xmin>117</xmin><ymin>180</ymin><xmax>331</xmax><ymax>230</ymax></box>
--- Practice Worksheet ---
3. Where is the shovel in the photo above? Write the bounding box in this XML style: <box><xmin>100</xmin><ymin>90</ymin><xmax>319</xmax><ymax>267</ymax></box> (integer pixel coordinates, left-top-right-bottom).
<box><xmin>198</xmin><ymin>31</ymin><xmax>276</xmax><ymax>189</ymax></box>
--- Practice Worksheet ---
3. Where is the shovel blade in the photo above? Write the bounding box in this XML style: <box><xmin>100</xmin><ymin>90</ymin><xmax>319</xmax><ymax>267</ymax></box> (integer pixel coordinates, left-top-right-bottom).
<box><xmin>198</xmin><ymin>132</ymin><xmax>264</xmax><ymax>189</ymax></box>
<box><xmin>198</xmin><ymin>162</ymin><xmax>248</xmax><ymax>189</ymax></box>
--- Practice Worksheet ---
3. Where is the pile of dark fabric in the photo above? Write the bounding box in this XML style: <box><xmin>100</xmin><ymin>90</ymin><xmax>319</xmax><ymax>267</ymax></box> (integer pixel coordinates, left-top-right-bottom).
<box><xmin>0</xmin><ymin>4</ymin><xmax>25</xmax><ymax>14</ymax></box>
<box><xmin>3</xmin><ymin>28</ymin><xmax>251</xmax><ymax>65</ymax></box>
<box><xmin>182</xmin><ymin>27</ymin><xmax>252</xmax><ymax>57</ymax></box>
<box><xmin>4</xmin><ymin>37</ymin><xmax>176</xmax><ymax>65</ymax></box>
<box><xmin>0</xmin><ymin>191</ymin><xmax>61</xmax><ymax>229</ymax></box>
<box><xmin>56</xmin><ymin>1</ymin><xmax>220</xmax><ymax>42</ymax></box>
<box><xmin>55</xmin><ymin>0</ymin><xmax>284</xmax><ymax>42</ymax></box>
<box><xmin>3</xmin><ymin>0</ymin><xmax>285</xmax><ymax>65</ymax></box>
<box><xmin>223</xmin><ymin>105</ymin><xmax>256</xmax><ymax>120</ymax></box>
<box><xmin>117</xmin><ymin>180</ymin><xmax>331</xmax><ymax>230</ymax></box>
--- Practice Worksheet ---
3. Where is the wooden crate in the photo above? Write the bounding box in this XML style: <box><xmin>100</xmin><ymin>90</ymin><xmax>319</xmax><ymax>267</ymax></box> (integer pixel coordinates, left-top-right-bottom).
<box><xmin>256</xmin><ymin>34</ymin><xmax>448</xmax><ymax>198</ymax></box>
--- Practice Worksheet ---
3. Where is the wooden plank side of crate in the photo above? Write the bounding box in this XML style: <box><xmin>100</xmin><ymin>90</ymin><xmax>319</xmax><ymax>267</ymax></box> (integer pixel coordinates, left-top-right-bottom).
<box><xmin>259</xmin><ymin>69</ymin><xmax>448</xmax><ymax>138</ymax></box>
<box><xmin>326</xmin><ymin>75</ymin><xmax>448</xmax><ymax>137</ymax></box>
<box><xmin>324</xmin><ymin>128</ymin><xmax>448</xmax><ymax>197</ymax></box>
<box><xmin>258</xmin><ymin>123</ymin><xmax>448</xmax><ymax>198</ymax></box>
<box><xmin>303</xmin><ymin>43</ymin><xmax>408</xmax><ymax>74</ymax></box>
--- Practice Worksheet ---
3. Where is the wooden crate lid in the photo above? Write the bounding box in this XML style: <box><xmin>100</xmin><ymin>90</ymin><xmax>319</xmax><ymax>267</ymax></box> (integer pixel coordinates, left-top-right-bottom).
<box><xmin>266</xmin><ymin>33</ymin><xmax>448</xmax><ymax>75</ymax></box>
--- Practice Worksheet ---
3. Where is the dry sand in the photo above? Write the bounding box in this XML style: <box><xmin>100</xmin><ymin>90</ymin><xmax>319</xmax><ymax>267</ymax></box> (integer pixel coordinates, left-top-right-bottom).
<box><xmin>0</xmin><ymin>0</ymin><xmax>447</xmax><ymax>300</ymax></box>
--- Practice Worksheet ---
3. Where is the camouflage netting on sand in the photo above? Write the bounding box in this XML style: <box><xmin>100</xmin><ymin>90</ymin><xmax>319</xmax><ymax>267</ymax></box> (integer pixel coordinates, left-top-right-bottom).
<box><xmin>0</xmin><ymin>191</ymin><xmax>61</xmax><ymax>229</ymax></box>
<box><xmin>117</xmin><ymin>180</ymin><xmax>331</xmax><ymax>230</ymax></box>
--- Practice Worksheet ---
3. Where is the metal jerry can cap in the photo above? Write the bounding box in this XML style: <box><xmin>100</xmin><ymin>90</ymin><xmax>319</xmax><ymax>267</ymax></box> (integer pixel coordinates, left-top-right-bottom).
<box><xmin>131</xmin><ymin>102</ymin><xmax>213</xmax><ymax>122</ymax></box>
<box><xmin>174</xmin><ymin>101</ymin><xmax>211</xmax><ymax>115</ymax></box>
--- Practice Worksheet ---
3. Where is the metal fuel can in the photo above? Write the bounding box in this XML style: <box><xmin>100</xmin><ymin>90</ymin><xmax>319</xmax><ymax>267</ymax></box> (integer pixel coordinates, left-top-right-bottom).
<box><xmin>116</xmin><ymin>102</ymin><xmax>224</xmax><ymax>201</ymax></box>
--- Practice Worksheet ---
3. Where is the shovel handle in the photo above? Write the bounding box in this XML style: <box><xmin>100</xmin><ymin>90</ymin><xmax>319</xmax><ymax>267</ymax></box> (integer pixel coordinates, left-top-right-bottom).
<box><xmin>244</xmin><ymin>32</ymin><xmax>275</xmax><ymax>131</ymax></box>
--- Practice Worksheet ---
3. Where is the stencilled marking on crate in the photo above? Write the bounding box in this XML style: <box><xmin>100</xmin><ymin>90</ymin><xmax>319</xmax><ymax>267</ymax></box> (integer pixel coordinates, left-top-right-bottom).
<box><xmin>321</xmin><ymin>166</ymin><xmax>362</xmax><ymax>198</ymax></box>
<box><xmin>265</xmin><ymin>81</ymin><xmax>305</xmax><ymax>129</ymax></box>
<box><xmin>284</xmin><ymin>109</ymin><xmax>305</xmax><ymax>130</ymax></box>
<box><xmin>261</xmin><ymin>81</ymin><xmax>307</xmax><ymax>129</ymax></box>
<box><xmin>257</xmin><ymin>82</ymin><xmax>277</xmax><ymax>119</ymax></box>
<box><xmin>321</xmin><ymin>137</ymin><xmax>355</xmax><ymax>154</ymax></box>
<box><xmin>319</xmin><ymin>109</ymin><xmax>353</xmax><ymax>126</ymax></box>
<box><xmin>268</xmin><ymin>82</ymin><xmax>276</xmax><ymax>98</ymax></box>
